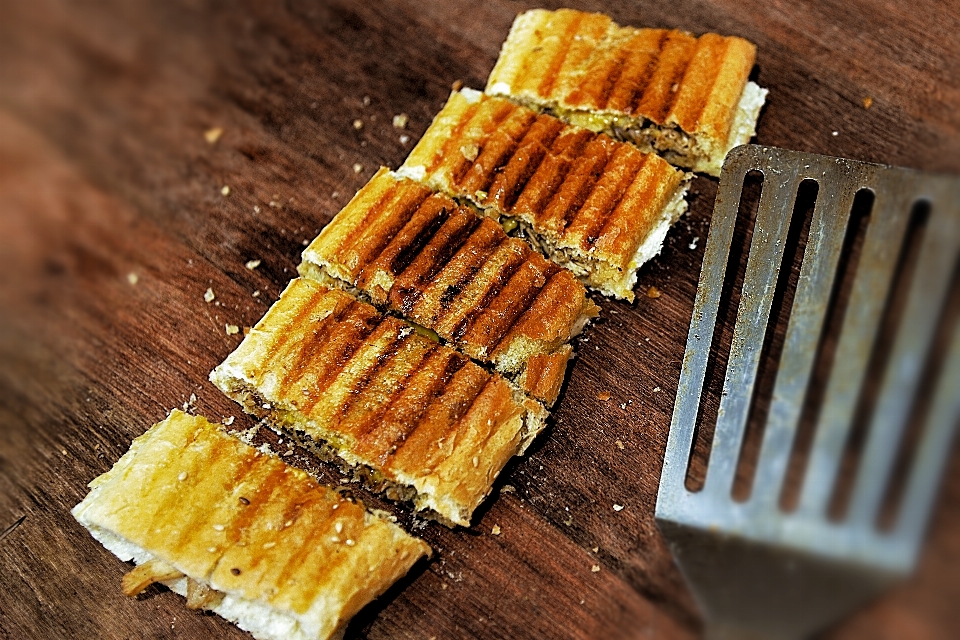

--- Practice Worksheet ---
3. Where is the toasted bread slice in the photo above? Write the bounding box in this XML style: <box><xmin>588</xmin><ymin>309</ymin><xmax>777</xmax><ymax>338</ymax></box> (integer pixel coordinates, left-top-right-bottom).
<box><xmin>398</xmin><ymin>90</ymin><xmax>689</xmax><ymax>301</ymax></box>
<box><xmin>299</xmin><ymin>168</ymin><xmax>598</xmax><ymax>404</ymax></box>
<box><xmin>210</xmin><ymin>278</ymin><xmax>548</xmax><ymax>526</ymax></box>
<box><xmin>72</xmin><ymin>410</ymin><xmax>430</xmax><ymax>640</ymax></box>
<box><xmin>485</xmin><ymin>8</ymin><xmax>767</xmax><ymax>176</ymax></box>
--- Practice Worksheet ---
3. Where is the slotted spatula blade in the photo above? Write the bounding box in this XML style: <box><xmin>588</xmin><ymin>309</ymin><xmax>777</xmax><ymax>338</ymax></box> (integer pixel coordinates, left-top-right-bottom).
<box><xmin>656</xmin><ymin>145</ymin><xmax>960</xmax><ymax>640</ymax></box>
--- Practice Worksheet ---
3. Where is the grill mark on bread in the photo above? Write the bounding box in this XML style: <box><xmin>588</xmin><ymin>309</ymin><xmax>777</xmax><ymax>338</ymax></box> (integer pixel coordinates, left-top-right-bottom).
<box><xmin>507</xmin><ymin>128</ymin><xmax>593</xmax><ymax>217</ymax></box>
<box><xmin>389</xmin><ymin>211</ymin><xmax>481</xmax><ymax>316</ymax></box>
<box><xmin>487</xmin><ymin>114</ymin><xmax>565</xmax><ymax>211</ymax></box>
<box><xmin>383</xmin><ymin>197</ymin><xmax>453</xmax><ymax>278</ymax></box>
<box><xmin>465</xmin><ymin>255</ymin><xmax>560</xmax><ymax>354</ymax></box>
<box><xmin>277</xmin><ymin>300</ymin><xmax>380</xmax><ymax>399</ymax></box>
<box><xmin>448</xmin><ymin>239</ymin><xmax>531</xmax><ymax>343</ymax></box>
<box><xmin>458</xmin><ymin>108</ymin><xmax>538</xmax><ymax>195</ymax></box>
<box><xmin>670</xmin><ymin>33</ymin><xmax>730</xmax><ymax>133</ymax></box>
<box><xmin>339</xmin><ymin>180</ymin><xmax>433</xmax><ymax>275</ymax></box>
<box><xmin>412</xmin><ymin>218</ymin><xmax>505</xmax><ymax>326</ymax></box>
<box><xmin>605</xmin><ymin>29</ymin><xmax>668</xmax><ymax>112</ymax></box>
<box><xmin>346</xmin><ymin>342</ymin><xmax>442</xmax><ymax>441</ymax></box>
<box><xmin>569</xmin><ymin>146</ymin><xmax>648</xmax><ymax>248</ymax></box>
<box><xmin>535</xmin><ymin>10</ymin><xmax>587</xmax><ymax>97</ymax></box>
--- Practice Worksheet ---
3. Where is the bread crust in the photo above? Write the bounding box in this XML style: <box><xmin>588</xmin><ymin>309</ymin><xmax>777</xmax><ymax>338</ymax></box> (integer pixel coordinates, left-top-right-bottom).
<box><xmin>399</xmin><ymin>90</ymin><xmax>689</xmax><ymax>300</ymax></box>
<box><xmin>72</xmin><ymin>410</ymin><xmax>430</xmax><ymax>640</ymax></box>
<box><xmin>301</xmin><ymin>168</ymin><xmax>596</xmax><ymax>402</ymax></box>
<box><xmin>210</xmin><ymin>279</ymin><xmax>549</xmax><ymax>526</ymax></box>
<box><xmin>486</xmin><ymin>9</ymin><xmax>767</xmax><ymax>176</ymax></box>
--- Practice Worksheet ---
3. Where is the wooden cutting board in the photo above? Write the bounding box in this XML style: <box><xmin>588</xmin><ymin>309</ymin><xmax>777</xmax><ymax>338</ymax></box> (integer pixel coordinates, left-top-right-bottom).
<box><xmin>1</xmin><ymin>1</ymin><xmax>957</xmax><ymax>638</ymax></box>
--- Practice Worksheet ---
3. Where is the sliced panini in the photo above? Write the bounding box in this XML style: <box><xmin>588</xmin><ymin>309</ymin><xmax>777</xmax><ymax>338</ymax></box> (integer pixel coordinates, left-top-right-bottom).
<box><xmin>210</xmin><ymin>278</ymin><xmax>548</xmax><ymax>527</ymax></box>
<box><xmin>398</xmin><ymin>89</ymin><xmax>689</xmax><ymax>301</ymax></box>
<box><xmin>72</xmin><ymin>410</ymin><xmax>430</xmax><ymax>640</ymax></box>
<box><xmin>299</xmin><ymin>168</ymin><xmax>597</xmax><ymax>404</ymax></box>
<box><xmin>485</xmin><ymin>8</ymin><xmax>767</xmax><ymax>176</ymax></box>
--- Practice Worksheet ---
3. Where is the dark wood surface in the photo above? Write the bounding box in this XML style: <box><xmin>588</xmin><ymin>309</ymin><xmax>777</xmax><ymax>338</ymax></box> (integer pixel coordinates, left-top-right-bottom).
<box><xmin>1</xmin><ymin>1</ymin><xmax>958</xmax><ymax>638</ymax></box>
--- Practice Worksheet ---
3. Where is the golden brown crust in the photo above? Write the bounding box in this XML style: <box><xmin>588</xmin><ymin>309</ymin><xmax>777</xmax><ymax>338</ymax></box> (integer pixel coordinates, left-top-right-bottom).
<box><xmin>72</xmin><ymin>410</ymin><xmax>429</xmax><ymax>640</ymax></box>
<box><xmin>399</xmin><ymin>90</ymin><xmax>686</xmax><ymax>299</ymax></box>
<box><xmin>516</xmin><ymin>345</ymin><xmax>573</xmax><ymax>406</ymax></box>
<box><xmin>486</xmin><ymin>8</ymin><xmax>757</xmax><ymax>145</ymax></box>
<box><xmin>210</xmin><ymin>279</ymin><xmax>549</xmax><ymax>526</ymax></box>
<box><xmin>300</xmin><ymin>169</ymin><xmax>595</xmax><ymax>403</ymax></box>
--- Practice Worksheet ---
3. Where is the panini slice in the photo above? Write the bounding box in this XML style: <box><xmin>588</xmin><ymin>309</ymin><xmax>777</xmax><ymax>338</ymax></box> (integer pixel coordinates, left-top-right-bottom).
<box><xmin>485</xmin><ymin>8</ymin><xmax>768</xmax><ymax>176</ymax></box>
<box><xmin>72</xmin><ymin>410</ymin><xmax>430</xmax><ymax>640</ymax></box>
<box><xmin>210</xmin><ymin>278</ymin><xmax>548</xmax><ymax>527</ymax></box>
<box><xmin>398</xmin><ymin>89</ymin><xmax>689</xmax><ymax>301</ymax></box>
<box><xmin>299</xmin><ymin>167</ymin><xmax>597</xmax><ymax>405</ymax></box>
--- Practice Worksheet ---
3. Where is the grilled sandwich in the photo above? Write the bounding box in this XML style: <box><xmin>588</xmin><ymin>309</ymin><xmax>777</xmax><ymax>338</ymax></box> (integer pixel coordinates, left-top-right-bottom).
<box><xmin>72</xmin><ymin>410</ymin><xmax>430</xmax><ymax>640</ymax></box>
<box><xmin>299</xmin><ymin>168</ymin><xmax>598</xmax><ymax>405</ymax></box>
<box><xmin>485</xmin><ymin>8</ymin><xmax>767</xmax><ymax>176</ymax></box>
<box><xmin>398</xmin><ymin>89</ymin><xmax>689</xmax><ymax>301</ymax></box>
<box><xmin>210</xmin><ymin>278</ymin><xmax>548</xmax><ymax>527</ymax></box>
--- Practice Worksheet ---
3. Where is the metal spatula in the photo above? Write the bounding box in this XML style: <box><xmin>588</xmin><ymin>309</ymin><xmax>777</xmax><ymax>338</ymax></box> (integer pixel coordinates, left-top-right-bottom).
<box><xmin>656</xmin><ymin>145</ymin><xmax>960</xmax><ymax>640</ymax></box>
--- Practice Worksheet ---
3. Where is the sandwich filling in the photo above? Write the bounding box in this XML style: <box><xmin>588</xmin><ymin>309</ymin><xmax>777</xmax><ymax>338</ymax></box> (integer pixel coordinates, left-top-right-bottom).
<box><xmin>210</xmin><ymin>279</ymin><xmax>548</xmax><ymax>527</ymax></box>
<box><xmin>485</xmin><ymin>8</ymin><xmax>768</xmax><ymax>176</ymax></box>
<box><xmin>72</xmin><ymin>410</ymin><xmax>430</xmax><ymax>640</ymax></box>
<box><xmin>398</xmin><ymin>89</ymin><xmax>690</xmax><ymax>301</ymax></box>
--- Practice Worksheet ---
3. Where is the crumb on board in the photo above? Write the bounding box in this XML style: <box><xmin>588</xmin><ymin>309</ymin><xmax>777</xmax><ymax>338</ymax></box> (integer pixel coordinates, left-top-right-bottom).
<box><xmin>491</xmin><ymin>524</ymin><xmax>501</xmax><ymax>535</ymax></box>
<box><xmin>399</xmin><ymin>134</ymin><xmax>410</xmax><ymax>145</ymax></box>
<box><xmin>591</xmin><ymin>565</ymin><xmax>600</xmax><ymax>573</ymax></box>
<box><xmin>863</xmin><ymin>96</ymin><xmax>873</xmax><ymax>109</ymax></box>
<box><xmin>592</xmin><ymin>546</ymin><xmax>599</xmax><ymax>553</ymax></box>
<box><xmin>352</xmin><ymin>119</ymin><xmax>364</xmax><ymax>130</ymax></box>
<box><xmin>126</xmin><ymin>272</ymin><xmax>139</xmax><ymax>285</ymax></box>
<box><xmin>653</xmin><ymin>386</ymin><xmax>661</xmax><ymax>393</ymax></box>
<box><xmin>502</xmin><ymin>485</ymin><xmax>515</xmax><ymax>494</ymax></box>
<box><xmin>362</xmin><ymin>95</ymin><xmax>371</xmax><ymax>107</ymax></box>
<box><xmin>225</xmin><ymin>324</ymin><xmax>240</xmax><ymax>335</ymax></box>
<box><xmin>204</xmin><ymin>287</ymin><xmax>215</xmax><ymax>303</ymax></box>
<box><xmin>613</xmin><ymin>504</ymin><xmax>624</xmax><ymax>512</ymax></box>
<box><xmin>646</xmin><ymin>285</ymin><xmax>661</xmax><ymax>299</ymax></box>
<box><xmin>244</xmin><ymin>259</ymin><xmax>261</xmax><ymax>270</ymax></box>
<box><xmin>616</xmin><ymin>440</ymin><xmax>625</xmax><ymax>450</ymax></box>
<box><xmin>204</xmin><ymin>127</ymin><xmax>223</xmax><ymax>144</ymax></box>
<box><xmin>221</xmin><ymin>185</ymin><xmax>231</xmax><ymax>196</ymax></box>
<box><xmin>222</xmin><ymin>416</ymin><xmax>235</xmax><ymax>426</ymax></box>
<box><xmin>353</xmin><ymin>163</ymin><xmax>363</xmax><ymax>174</ymax></box>
<box><xmin>392</xmin><ymin>113</ymin><xmax>408</xmax><ymax>129</ymax></box>
<box><xmin>596</xmin><ymin>391</ymin><xmax>611</xmax><ymax>401</ymax></box>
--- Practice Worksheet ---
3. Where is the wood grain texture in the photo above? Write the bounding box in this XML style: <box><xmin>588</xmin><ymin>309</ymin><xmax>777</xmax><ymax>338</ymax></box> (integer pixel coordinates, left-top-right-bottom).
<box><xmin>0</xmin><ymin>1</ymin><xmax>957</xmax><ymax>639</ymax></box>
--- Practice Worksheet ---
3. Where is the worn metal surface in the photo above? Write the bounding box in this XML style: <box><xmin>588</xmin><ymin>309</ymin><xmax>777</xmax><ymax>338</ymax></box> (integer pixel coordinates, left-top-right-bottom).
<box><xmin>656</xmin><ymin>144</ymin><xmax>960</xmax><ymax>639</ymax></box>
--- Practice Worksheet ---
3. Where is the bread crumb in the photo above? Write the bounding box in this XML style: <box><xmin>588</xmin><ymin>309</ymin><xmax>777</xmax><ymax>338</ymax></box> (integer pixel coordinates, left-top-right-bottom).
<box><xmin>451</xmin><ymin>79</ymin><xmax>463</xmax><ymax>91</ymax></box>
<box><xmin>353</xmin><ymin>163</ymin><xmax>363</xmax><ymax>174</ymax></box>
<box><xmin>863</xmin><ymin>96</ymin><xmax>873</xmax><ymax>109</ymax></box>
<box><xmin>592</xmin><ymin>546</ymin><xmax>599</xmax><ymax>553</ymax></box>
<box><xmin>491</xmin><ymin>524</ymin><xmax>501</xmax><ymax>535</ymax></box>
<box><xmin>689</xmin><ymin>237</ymin><xmax>699</xmax><ymax>250</ymax></box>
<box><xmin>460</xmin><ymin>143</ymin><xmax>479</xmax><ymax>161</ymax></box>
<box><xmin>253</xmin><ymin>205</ymin><xmax>260</xmax><ymax>214</ymax></box>
<box><xmin>399</xmin><ymin>134</ymin><xmax>410</xmax><ymax>144</ymax></box>
<box><xmin>616</xmin><ymin>440</ymin><xmax>625</xmax><ymax>450</ymax></box>
<box><xmin>613</xmin><ymin>504</ymin><xmax>624</xmax><ymax>512</ymax></box>
<box><xmin>352</xmin><ymin>119</ymin><xmax>364</xmax><ymax>130</ymax></box>
<box><xmin>252</xmin><ymin>290</ymin><xmax>260</xmax><ymax>298</ymax></box>
<box><xmin>221</xmin><ymin>185</ymin><xmax>231</xmax><ymax>196</ymax></box>
<box><xmin>502</xmin><ymin>485</ymin><xmax>516</xmax><ymax>494</ymax></box>
<box><xmin>222</xmin><ymin>416</ymin><xmax>235</xmax><ymax>426</ymax></box>
<box><xmin>225</xmin><ymin>324</ymin><xmax>240</xmax><ymax>335</ymax></box>
<box><xmin>596</xmin><ymin>391</ymin><xmax>611</xmax><ymax>401</ymax></box>
<box><xmin>243</xmin><ymin>326</ymin><xmax>252</xmax><ymax>336</ymax></box>
<box><xmin>591</xmin><ymin>565</ymin><xmax>600</xmax><ymax>573</ymax></box>
<box><xmin>647</xmin><ymin>286</ymin><xmax>661</xmax><ymax>299</ymax></box>
<box><xmin>126</xmin><ymin>272</ymin><xmax>139</xmax><ymax>285</ymax></box>
<box><xmin>204</xmin><ymin>287</ymin><xmax>216</xmax><ymax>303</ymax></box>
<box><xmin>362</xmin><ymin>95</ymin><xmax>371</xmax><ymax>107</ymax></box>
<box><xmin>244</xmin><ymin>259</ymin><xmax>261</xmax><ymax>270</ymax></box>
<box><xmin>832</xmin><ymin>131</ymin><xmax>839</xmax><ymax>137</ymax></box>
<box><xmin>653</xmin><ymin>386</ymin><xmax>661</xmax><ymax>393</ymax></box>
<box><xmin>204</xmin><ymin>127</ymin><xmax>223</xmax><ymax>144</ymax></box>
<box><xmin>392</xmin><ymin>113</ymin><xmax>409</xmax><ymax>129</ymax></box>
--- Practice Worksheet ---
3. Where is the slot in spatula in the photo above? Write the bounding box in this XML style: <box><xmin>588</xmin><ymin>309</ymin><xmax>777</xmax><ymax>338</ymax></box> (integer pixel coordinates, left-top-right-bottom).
<box><xmin>656</xmin><ymin>145</ymin><xmax>960</xmax><ymax>640</ymax></box>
